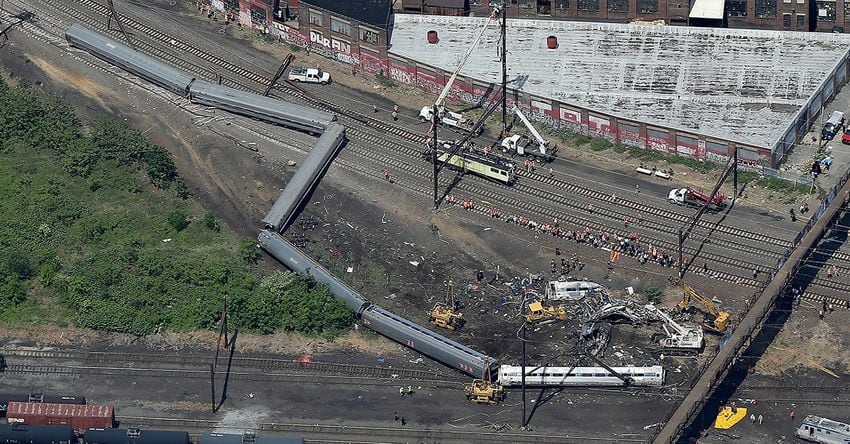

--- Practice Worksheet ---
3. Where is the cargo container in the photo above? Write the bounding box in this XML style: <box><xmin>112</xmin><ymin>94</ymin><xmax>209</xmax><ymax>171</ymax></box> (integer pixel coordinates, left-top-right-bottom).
<box><xmin>6</xmin><ymin>401</ymin><xmax>114</xmax><ymax>435</ymax></box>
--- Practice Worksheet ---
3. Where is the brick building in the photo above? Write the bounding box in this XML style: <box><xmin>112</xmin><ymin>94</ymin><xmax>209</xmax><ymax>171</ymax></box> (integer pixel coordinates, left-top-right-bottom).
<box><xmin>297</xmin><ymin>0</ymin><xmax>394</xmax><ymax>68</ymax></box>
<box><xmin>392</xmin><ymin>0</ymin><xmax>846</xmax><ymax>33</ymax></box>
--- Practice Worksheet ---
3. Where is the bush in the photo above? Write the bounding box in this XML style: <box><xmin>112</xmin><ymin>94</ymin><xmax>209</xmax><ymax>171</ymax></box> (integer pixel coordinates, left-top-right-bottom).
<box><xmin>375</xmin><ymin>74</ymin><xmax>398</xmax><ymax>89</ymax></box>
<box><xmin>590</xmin><ymin>138</ymin><xmax>613</xmax><ymax>151</ymax></box>
<box><xmin>203</xmin><ymin>212</ymin><xmax>221</xmax><ymax>232</ymax></box>
<box><xmin>167</xmin><ymin>211</ymin><xmax>190</xmax><ymax>232</ymax></box>
<box><xmin>573</xmin><ymin>135</ymin><xmax>592</xmax><ymax>146</ymax></box>
<box><xmin>239</xmin><ymin>238</ymin><xmax>261</xmax><ymax>264</ymax></box>
<box><xmin>644</xmin><ymin>284</ymin><xmax>663</xmax><ymax>305</ymax></box>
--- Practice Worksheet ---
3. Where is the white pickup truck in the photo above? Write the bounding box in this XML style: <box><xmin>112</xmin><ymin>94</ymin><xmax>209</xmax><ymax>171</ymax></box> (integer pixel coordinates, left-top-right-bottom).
<box><xmin>288</xmin><ymin>67</ymin><xmax>331</xmax><ymax>84</ymax></box>
<box><xmin>501</xmin><ymin>134</ymin><xmax>555</xmax><ymax>161</ymax></box>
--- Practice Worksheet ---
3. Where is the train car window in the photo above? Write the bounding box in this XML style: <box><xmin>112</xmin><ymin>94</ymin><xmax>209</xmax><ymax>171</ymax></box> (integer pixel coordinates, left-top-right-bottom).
<box><xmin>635</xmin><ymin>373</ymin><xmax>644</xmax><ymax>377</ymax></box>
<box><xmin>552</xmin><ymin>373</ymin><xmax>563</xmax><ymax>377</ymax></box>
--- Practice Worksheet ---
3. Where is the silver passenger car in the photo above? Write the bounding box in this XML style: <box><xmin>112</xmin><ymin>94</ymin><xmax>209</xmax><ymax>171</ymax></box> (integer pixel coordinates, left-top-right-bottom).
<box><xmin>65</xmin><ymin>24</ymin><xmax>194</xmax><ymax>96</ymax></box>
<box><xmin>188</xmin><ymin>80</ymin><xmax>335</xmax><ymax>134</ymax></box>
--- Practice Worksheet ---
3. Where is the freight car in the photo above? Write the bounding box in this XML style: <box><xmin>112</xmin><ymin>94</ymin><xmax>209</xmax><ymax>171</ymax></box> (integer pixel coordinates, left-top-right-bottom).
<box><xmin>65</xmin><ymin>24</ymin><xmax>194</xmax><ymax>96</ymax></box>
<box><xmin>0</xmin><ymin>423</ymin><xmax>77</xmax><ymax>444</ymax></box>
<box><xmin>262</xmin><ymin>122</ymin><xmax>346</xmax><ymax>232</ymax></box>
<box><xmin>0</xmin><ymin>393</ymin><xmax>87</xmax><ymax>415</ymax></box>
<box><xmin>85</xmin><ymin>427</ymin><xmax>189</xmax><ymax>444</ymax></box>
<box><xmin>188</xmin><ymin>80</ymin><xmax>335</xmax><ymax>134</ymax></box>
<box><xmin>6</xmin><ymin>402</ymin><xmax>114</xmax><ymax>435</ymax></box>
<box><xmin>498</xmin><ymin>365</ymin><xmax>665</xmax><ymax>387</ymax></box>
<box><xmin>257</xmin><ymin>230</ymin><xmax>498</xmax><ymax>378</ymax></box>
<box><xmin>200</xmin><ymin>432</ymin><xmax>304</xmax><ymax>444</ymax></box>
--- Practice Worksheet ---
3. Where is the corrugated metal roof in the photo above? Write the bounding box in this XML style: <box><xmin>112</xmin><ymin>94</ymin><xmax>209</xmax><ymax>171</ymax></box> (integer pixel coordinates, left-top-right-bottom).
<box><xmin>390</xmin><ymin>15</ymin><xmax>850</xmax><ymax>148</ymax></box>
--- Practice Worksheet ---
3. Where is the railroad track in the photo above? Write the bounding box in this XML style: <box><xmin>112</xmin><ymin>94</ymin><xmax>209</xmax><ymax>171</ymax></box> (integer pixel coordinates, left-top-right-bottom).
<box><xmin>117</xmin><ymin>415</ymin><xmax>647</xmax><ymax>443</ymax></box>
<box><xmin>12</xmin><ymin>0</ymin><xmax>850</xmax><ymax>306</ymax></box>
<box><xmin>2</xmin><ymin>363</ymin><xmax>463</xmax><ymax>387</ymax></box>
<box><xmin>0</xmin><ymin>349</ymin><xmax>460</xmax><ymax>382</ymax></box>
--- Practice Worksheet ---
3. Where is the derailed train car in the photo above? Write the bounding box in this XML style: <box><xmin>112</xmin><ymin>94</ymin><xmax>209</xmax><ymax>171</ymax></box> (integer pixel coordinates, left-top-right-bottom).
<box><xmin>65</xmin><ymin>24</ymin><xmax>194</xmax><ymax>96</ymax></box>
<box><xmin>498</xmin><ymin>365</ymin><xmax>665</xmax><ymax>387</ymax></box>
<box><xmin>262</xmin><ymin>123</ymin><xmax>346</xmax><ymax>232</ymax></box>
<box><xmin>257</xmin><ymin>230</ymin><xmax>498</xmax><ymax>378</ymax></box>
<box><xmin>188</xmin><ymin>80</ymin><xmax>334</xmax><ymax>134</ymax></box>
<box><xmin>64</xmin><ymin>25</ymin><xmax>335</xmax><ymax>134</ymax></box>
<box><xmin>0</xmin><ymin>393</ymin><xmax>86</xmax><ymax>415</ymax></box>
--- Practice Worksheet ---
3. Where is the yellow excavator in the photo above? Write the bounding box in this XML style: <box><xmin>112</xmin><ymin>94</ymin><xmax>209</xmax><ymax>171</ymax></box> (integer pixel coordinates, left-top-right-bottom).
<box><xmin>430</xmin><ymin>280</ymin><xmax>465</xmax><ymax>331</ymax></box>
<box><xmin>464</xmin><ymin>361</ymin><xmax>504</xmax><ymax>404</ymax></box>
<box><xmin>524</xmin><ymin>301</ymin><xmax>567</xmax><ymax>325</ymax></box>
<box><xmin>677</xmin><ymin>284</ymin><xmax>730</xmax><ymax>334</ymax></box>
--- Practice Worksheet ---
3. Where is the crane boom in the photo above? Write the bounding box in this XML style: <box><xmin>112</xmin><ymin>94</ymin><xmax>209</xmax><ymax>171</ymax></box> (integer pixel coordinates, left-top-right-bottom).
<box><xmin>432</xmin><ymin>6</ymin><xmax>501</xmax><ymax>109</ymax></box>
<box><xmin>513</xmin><ymin>105</ymin><xmax>548</xmax><ymax>148</ymax></box>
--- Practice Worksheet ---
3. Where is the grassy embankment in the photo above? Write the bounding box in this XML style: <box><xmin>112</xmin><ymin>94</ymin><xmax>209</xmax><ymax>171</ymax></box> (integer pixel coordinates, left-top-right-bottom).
<box><xmin>0</xmin><ymin>78</ymin><xmax>351</xmax><ymax>338</ymax></box>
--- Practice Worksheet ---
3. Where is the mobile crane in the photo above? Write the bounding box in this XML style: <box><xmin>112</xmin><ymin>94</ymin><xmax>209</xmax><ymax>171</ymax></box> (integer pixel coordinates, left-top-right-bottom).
<box><xmin>647</xmin><ymin>305</ymin><xmax>704</xmax><ymax>352</ymax></box>
<box><xmin>430</xmin><ymin>280</ymin><xmax>465</xmax><ymax>331</ymax></box>
<box><xmin>676</xmin><ymin>284</ymin><xmax>730</xmax><ymax>334</ymax></box>
<box><xmin>418</xmin><ymin>5</ymin><xmax>501</xmax><ymax>134</ymax></box>
<box><xmin>500</xmin><ymin>105</ymin><xmax>556</xmax><ymax>161</ymax></box>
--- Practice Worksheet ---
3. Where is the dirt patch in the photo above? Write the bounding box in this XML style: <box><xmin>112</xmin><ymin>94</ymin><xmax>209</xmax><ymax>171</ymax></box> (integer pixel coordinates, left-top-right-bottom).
<box><xmin>756</xmin><ymin>311</ymin><xmax>850</xmax><ymax>376</ymax></box>
<box><xmin>28</xmin><ymin>55</ymin><xmax>113</xmax><ymax>109</ymax></box>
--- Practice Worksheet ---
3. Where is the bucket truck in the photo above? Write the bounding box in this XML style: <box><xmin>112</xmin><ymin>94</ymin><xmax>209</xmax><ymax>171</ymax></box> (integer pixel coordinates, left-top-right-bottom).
<box><xmin>419</xmin><ymin>6</ymin><xmax>501</xmax><ymax>135</ymax></box>
<box><xmin>501</xmin><ymin>106</ymin><xmax>556</xmax><ymax>161</ymax></box>
<box><xmin>647</xmin><ymin>305</ymin><xmax>704</xmax><ymax>352</ymax></box>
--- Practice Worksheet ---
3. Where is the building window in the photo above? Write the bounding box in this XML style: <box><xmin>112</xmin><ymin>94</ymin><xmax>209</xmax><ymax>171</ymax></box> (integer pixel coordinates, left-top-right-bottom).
<box><xmin>727</xmin><ymin>0</ymin><xmax>748</xmax><ymax>16</ymax></box>
<box><xmin>359</xmin><ymin>27</ymin><xmax>379</xmax><ymax>44</ymax></box>
<box><xmin>638</xmin><ymin>0</ymin><xmax>659</xmax><ymax>12</ymax></box>
<box><xmin>556</xmin><ymin>0</ymin><xmax>569</xmax><ymax>9</ymax></box>
<box><xmin>223</xmin><ymin>0</ymin><xmax>238</xmax><ymax>12</ymax></box>
<box><xmin>845</xmin><ymin>0</ymin><xmax>850</xmax><ymax>21</ymax></box>
<box><xmin>784</xmin><ymin>12</ymin><xmax>792</xmax><ymax>25</ymax></box>
<box><xmin>797</xmin><ymin>13</ymin><xmax>806</xmax><ymax>27</ymax></box>
<box><xmin>608</xmin><ymin>0</ymin><xmax>629</xmax><ymax>10</ymax></box>
<box><xmin>538</xmin><ymin>0</ymin><xmax>552</xmax><ymax>13</ymax></box>
<box><xmin>309</xmin><ymin>9</ymin><xmax>323</xmax><ymax>26</ymax></box>
<box><xmin>331</xmin><ymin>17</ymin><xmax>351</xmax><ymax>35</ymax></box>
<box><xmin>818</xmin><ymin>1</ymin><xmax>837</xmax><ymax>21</ymax></box>
<box><xmin>577</xmin><ymin>0</ymin><xmax>599</xmax><ymax>11</ymax></box>
<box><xmin>755</xmin><ymin>0</ymin><xmax>776</xmax><ymax>17</ymax></box>
<box><xmin>250</xmin><ymin>6</ymin><xmax>267</xmax><ymax>26</ymax></box>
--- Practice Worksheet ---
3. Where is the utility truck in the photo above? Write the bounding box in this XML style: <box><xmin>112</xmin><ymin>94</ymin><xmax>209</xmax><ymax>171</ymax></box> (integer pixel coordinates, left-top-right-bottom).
<box><xmin>668</xmin><ymin>187</ymin><xmax>726</xmax><ymax>209</ymax></box>
<box><xmin>500</xmin><ymin>106</ymin><xmax>556</xmax><ymax>161</ymax></box>
<box><xmin>647</xmin><ymin>305</ymin><xmax>704</xmax><ymax>353</ymax></box>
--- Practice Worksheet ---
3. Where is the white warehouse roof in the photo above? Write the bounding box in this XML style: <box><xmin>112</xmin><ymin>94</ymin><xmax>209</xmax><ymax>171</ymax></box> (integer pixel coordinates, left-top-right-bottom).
<box><xmin>389</xmin><ymin>15</ymin><xmax>850</xmax><ymax>148</ymax></box>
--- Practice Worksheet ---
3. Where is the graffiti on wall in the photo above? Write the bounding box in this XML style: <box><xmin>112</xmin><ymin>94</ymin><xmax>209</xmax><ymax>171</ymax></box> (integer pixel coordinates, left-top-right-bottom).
<box><xmin>415</xmin><ymin>70</ymin><xmax>442</xmax><ymax>95</ymax></box>
<box><xmin>389</xmin><ymin>59</ymin><xmax>414</xmax><ymax>85</ymax></box>
<box><xmin>588</xmin><ymin>115</ymin><xmax>615</xmax><ymax>141</ymax></box>
<box><xmin>310</xmin><ymin>31</ymin><xmax>350</xmax><ymax>54</ymax></box>
<box><xmin>360</xmin><ymin>50</ymin><xmax>384</xmax><ymax>73</ymax></box>
<box><xmin>618</xmin><ymin>124</ymin><xmax>643</xmax><ymax>148</ymax></box>
<box><xmin>275</xmin><ymin>23</ymin><xmax>307</xmax><ymax>47</ymax></box>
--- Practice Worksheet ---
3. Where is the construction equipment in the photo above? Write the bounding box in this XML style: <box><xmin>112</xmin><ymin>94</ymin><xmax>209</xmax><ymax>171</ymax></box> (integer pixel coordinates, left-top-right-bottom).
<box><xmin>524</xmin><ymin>301</ymin><xmax>567</xmax><ymax>325</ymax></box>
<box><xmin>648</xmin><ymin>305</ymin><xmax>704</xmax><ymax>352</ymax></box>
<box><xmin>500</xmin><ymin>105</ymin><xmax>556</xmax><ymax>161</ymax></box>
<box><xmin>419</xmin><ymin>5</ymin><xmax>501</xmax><ymax>134</ymax></box>
<box><xmin>430</xmin><ymin>280</ymin><xmax>465</xmax><ymax>331</ymax></box>
<box><xmin>464</xmin><ymin>361</ymin><xmax>504</xmax><ymax>404</ymax></box>
<box><xmin>677</xmin><ymin>284</ymin><xmax>730</xmax><ymax>334</ymax></box>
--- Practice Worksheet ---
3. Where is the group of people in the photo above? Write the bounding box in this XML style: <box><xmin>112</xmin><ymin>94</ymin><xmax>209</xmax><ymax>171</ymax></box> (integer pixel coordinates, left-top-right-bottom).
<box><xmin>446</xmin><ymin>197</ymin><xmax>681</xmax><ymax>270</ymax></box>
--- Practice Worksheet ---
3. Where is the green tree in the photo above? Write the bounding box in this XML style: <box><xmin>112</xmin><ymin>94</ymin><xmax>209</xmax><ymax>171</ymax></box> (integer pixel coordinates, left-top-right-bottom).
<box><xmin>644</xmin><ymin>284</ymin><xmax>663</xmax><ymax>305</ymax></box>
<box><xmin>202</xmin><ymin>212</ymin><xmax>221</xmax><ymax>232</ymax></box>
<box><xmin>1</xmin><ymin>275</ymin><xmax>27</xmax><ymax>307</ymax></box>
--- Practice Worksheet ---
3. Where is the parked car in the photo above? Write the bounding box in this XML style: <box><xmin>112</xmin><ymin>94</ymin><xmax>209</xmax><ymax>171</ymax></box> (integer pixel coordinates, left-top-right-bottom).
<box><xmin>842</xmin><ymin>127</ymin><xmax>850</xmax><ymax>144</ymax></box>
<box><xmin>821</xmin><ymin>111</ymin><xmax>845</xmax><ymax>141</ymax></box>
<box><xmin>287</xmin><ymin>67</ymin><xmax>330</xmax><ymax>84</ymax></box>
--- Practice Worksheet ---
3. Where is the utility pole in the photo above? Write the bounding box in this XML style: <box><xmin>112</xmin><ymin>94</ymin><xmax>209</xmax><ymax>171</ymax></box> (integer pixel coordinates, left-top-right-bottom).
<box><xmin>677</xmin><ymin>228</ymin><xmax>684</xmax><ymax>280</ymax></box>
<box><xmin>520</xmin><ymin>322</ymin><xmax>527</xmax><ymax>429</ymax></box>
<box><xmin>500</xmin><ymin>4</ymin><xmax>507</xmax><ymax>132</ymax></box>
<box><xmin>432</xmin><ymin>109</ymin><xmax>439</xmax><ymax>208</ymax></box>
<box><xmin>106</xmin><ymin>0</ymin><xmax>134</xmax><ymax>49</ymax></box>
<box><xmin>210</xmin><ymin>295</ymin><xmax>228</xmax><ymax>412</ymax></box>
<box><xmin>732</xmin><ymin>147</ymin><xmax>738</xmax><ymax>202</ymax></box>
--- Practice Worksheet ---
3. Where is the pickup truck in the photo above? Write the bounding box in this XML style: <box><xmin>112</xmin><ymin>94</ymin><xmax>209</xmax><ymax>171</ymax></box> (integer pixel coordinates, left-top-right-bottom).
<box><xmin>668</xmin><ymin>187</ymin><xmax>726</xmax><ymax>209</ymax></box>
<box><xmin>288</xmin><ymin>67</ymin><xmax>331</xmax><ymax>84</ymax></box>
<box><xmin>419</xmin><ymin>106</ymin><xmax>483</xmax><ymax>135</ymax></box>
